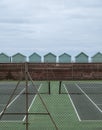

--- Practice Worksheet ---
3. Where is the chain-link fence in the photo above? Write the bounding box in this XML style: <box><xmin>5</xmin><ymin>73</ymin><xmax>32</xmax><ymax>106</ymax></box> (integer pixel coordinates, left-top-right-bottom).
<box><xmin>0</xmin><ymin>63</ymin><xmax>102</xmax><ymax>130</ymax></box>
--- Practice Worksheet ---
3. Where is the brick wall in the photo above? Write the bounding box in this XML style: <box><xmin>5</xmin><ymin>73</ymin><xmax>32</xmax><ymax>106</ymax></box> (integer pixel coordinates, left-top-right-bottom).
<box><xmin>0</xmin><ymin>63</ymin><xmax>102</xmax><ymax>80</ymax></box>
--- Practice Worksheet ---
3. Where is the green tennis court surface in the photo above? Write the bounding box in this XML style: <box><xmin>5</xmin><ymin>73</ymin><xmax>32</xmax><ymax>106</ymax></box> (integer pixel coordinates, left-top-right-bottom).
<box><xmin>0</xmin><ymin>81</ymin><xmax>102</xmax><ymax>130</ymax></box>
<box><xmin>64</xmin><ymin>82</ymin><xmax>102</xmax><ymax>121</ymax></box>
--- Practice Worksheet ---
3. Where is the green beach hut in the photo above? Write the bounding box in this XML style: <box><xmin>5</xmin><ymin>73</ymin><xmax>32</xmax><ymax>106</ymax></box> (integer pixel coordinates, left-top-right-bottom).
<box><xmin>44</xmin><ymin>52</ymin><xmax>56</xmax><ymax>63</ymax></box>
<box><xmin>0</xmin><ymin>53</ymin><xmax>11</xmax><ymax>63</ymax></box>
<box><xmin>59</xmin><ymin>53</ymin><xmax>71</xmax><ymax>63</ymax></box>
<box><xmin>12</xmin><ymin>53</ymin><xmax>26</xmax><ymax>63</ymax></box>
<box><xmin>75</xmin><ymin>52</ymin><xmax>89</xmax><ymax>63</ymax></box>
<box><xmin>91</xmin><ymin>52</ymin><xmax>102</xmax><ymax>62</ymax></box>
<box><xmin>29</xmin><ymin>53</ymin><xmax>41</xmax><ymax>63</ymax></box>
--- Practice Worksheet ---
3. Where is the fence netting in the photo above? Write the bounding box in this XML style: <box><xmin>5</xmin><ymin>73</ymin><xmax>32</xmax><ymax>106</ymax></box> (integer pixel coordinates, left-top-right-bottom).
<box><xmin>0</xmin><ymin>63</ymin><xmax>102</xmax><ymax>130</ymax></box>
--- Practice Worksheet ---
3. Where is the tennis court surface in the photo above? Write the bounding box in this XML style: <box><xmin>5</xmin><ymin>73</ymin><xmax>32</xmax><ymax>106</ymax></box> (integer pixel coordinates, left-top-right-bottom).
<box><xmin>0</xmin><ymin>81</ymin><xmax>102</xmax><ymax>130</ymax></box>
<box><xmin>64</xmin><ymin>81</ymin><xmax>102</xmax><ymax>121</ymax></box>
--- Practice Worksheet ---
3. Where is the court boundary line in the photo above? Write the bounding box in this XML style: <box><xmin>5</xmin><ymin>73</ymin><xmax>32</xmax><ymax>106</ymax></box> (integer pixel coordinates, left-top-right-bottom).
<box><xmin>63</xmin><ymin>84</ymin><xmax>81</xmax><ymax>122</ymax></box>
<box><xmin>7</xmin><ymin>88</ymin><xmax>25</xmax><ymax>108</ymax></box>
<box><xmin>64</xmin><ymin>82</ymin><xmax>102</xmax><ymax>122</ymax></box>
<box><xmin>75</xmin><ymin>83</ymin><xmax>102</xmax><ymax>113</ymax></box>
<box><xmin>78</xmin><ymin>119</ymin><xmax>102</xmax><ymax>122</ymax></box>
<box><xmin>22</xmin><ymin>83</ymin><xmax>42</xmax><ymax>122</ymax></box>
<box><xmin>97</xmin><ymin>104</ymin><xmax>102</xmax><ymax>106</ymax></box>
<box><xmin>0</xmin><ymin>83</ymin><xmax>42</xmax><ymax>122</ymax></box>
<box><xmin>0</xmin><ymin>120</ymin><xmax>23</xmax><ymax>123</ymax></box>
<box><xmin>0</xmin><ymin>88</ymin><xmax>25</xmax><ymax>116</ymax></box>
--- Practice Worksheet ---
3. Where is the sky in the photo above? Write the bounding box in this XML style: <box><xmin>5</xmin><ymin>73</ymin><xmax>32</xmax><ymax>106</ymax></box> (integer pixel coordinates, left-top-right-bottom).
<box><xmin>0</xmin><ymin>0</ymin><xmax>102</xmax><ymax>60</ymax></box>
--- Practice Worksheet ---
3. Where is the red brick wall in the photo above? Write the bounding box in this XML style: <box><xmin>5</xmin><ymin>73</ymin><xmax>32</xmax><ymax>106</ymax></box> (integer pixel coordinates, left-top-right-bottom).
<box><xmin>0</xmin><ymin>63</ymin><xmax>102</xmax><ymax>80</ymax></box>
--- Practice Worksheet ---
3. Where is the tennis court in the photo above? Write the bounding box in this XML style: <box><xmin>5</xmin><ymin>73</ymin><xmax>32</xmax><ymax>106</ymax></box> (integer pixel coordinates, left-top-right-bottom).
<box><xmin>0</xmin><ymin>81</ymin><xmax>43</xmax><ymax>121</ymax></box>
<box><xmin>0</xmin><ymin>80</ymin><xmax>102</xmax><ymax>130</ymax></box>
<box><xmin>63</xmin><ymin>81</ymin><xmax>102</xmax><ymax>121</ymax></box>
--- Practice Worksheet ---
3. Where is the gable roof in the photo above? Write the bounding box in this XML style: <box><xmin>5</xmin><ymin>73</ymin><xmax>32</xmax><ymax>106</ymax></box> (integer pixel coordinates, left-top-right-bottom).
<box><xmin>91</xmin><ymin>52</ymin><xmax>102</xmax><ymax>58</ymax></box>
<box><xmin>12</xmin><ymin>53</ymin><xmax>26</xmax><ymax>58</ymax></box>
<box><xmin>75</xmin><ymin>52</ymin><xmax>88</xmax><ymax>58</ymax></box>
<box><xmin>44</xmin><ymin>52</ymin><xmax>56</xmax><ymax>57</ymax></box>
<box><xmin>59</xmin><ymin>53</ymin><xmax>71</xmax><ymax>58</ymax></box>
<box><xmin>29</xmin><ymin>52</ymin><xmax>41</xmax><ymax>58</ymax></box>
<box><xmin>0</xmin><ymin>53</ymin><xmax>10</xmax><ymax>58</ymax></box>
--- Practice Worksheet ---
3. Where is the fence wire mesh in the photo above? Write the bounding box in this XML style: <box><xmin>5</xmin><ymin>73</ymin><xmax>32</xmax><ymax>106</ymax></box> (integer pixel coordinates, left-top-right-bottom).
<box><xmin>0</xmin><ymin>63</ymin><xmax>102</xmax><ymax>130</ymax></box>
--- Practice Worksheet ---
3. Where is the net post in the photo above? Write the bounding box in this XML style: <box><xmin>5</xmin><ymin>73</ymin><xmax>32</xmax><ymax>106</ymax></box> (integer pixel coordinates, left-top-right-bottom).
<box><xmin>27</xmin><ymin>72</ymin><xmax>59</xmax><ymax>130</ymax></box>
<box><xmin>48</xmin><ymin>81</ymin><xmax>51</xmax><ymax>94</ymax></box>
<box><xmin>59</xmin><ymin>80</ymin><xmax>62</xmax><ymax>94</ymax></box>
<box><xmin>25</xmin><ymin>62</ymin><xmax>29</xmax><ymax>130</ymax></box>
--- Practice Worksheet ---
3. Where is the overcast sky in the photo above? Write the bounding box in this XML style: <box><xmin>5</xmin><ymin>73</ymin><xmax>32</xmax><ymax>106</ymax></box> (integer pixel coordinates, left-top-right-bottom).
<box><xmin>0</xmin><ymin>0</ymin><xmax>102</xmax><ymax>60</ymax></box>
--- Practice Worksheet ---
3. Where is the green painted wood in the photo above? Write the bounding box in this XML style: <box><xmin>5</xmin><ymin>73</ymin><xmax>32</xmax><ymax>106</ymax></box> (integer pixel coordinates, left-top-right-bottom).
<box><xmin>91</xmin><ymin>52</ymin><xmax>102</xmax><ymax>62</ymax></box>
<box><xmin>29</xmin><ymin>53</ymin><xmax>41</xmax><ymax>62</ymax></box>
<box><xmin>75</xmin><ymin>52</ymin><xmax>89</xmax><ymax>63</ymax></box>
<box><xmin>44</xmin><ymin>52</ymin><xmax>56</xmax><ymax>63</ymax></box>
<box><xmin>59</xmin><ymin>53</ymin><xmax>71</xmax><ymax>63</ymax></box>
<box><xmin>12</xmin><ymin>53</ymin><xmax>26</xmax><ymax>63</ymax></box>
<box><xmin>0</xmin><ymin>53</ymin><xmax>11</xmax><ymax>63</ymax></box>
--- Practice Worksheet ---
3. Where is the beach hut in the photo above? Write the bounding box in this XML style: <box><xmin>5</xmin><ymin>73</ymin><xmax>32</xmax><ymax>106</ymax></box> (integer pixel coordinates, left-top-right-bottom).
<box><xmin>91</xmin><ymin>52</ymin><xmax>102</xmax><ymax>62</ymax></box>
<box><xmin>44</xmin><ymin>52</ymin><xmax>56</xmax><ymax>63</ymax></box>
<box><xmin>12</xmin><ymin>53</ymin><xmax>26</xmax><ymax>63</ymax></box>
<box><xmin>59</xmin><ymin>53</ymin><xmax>71</xmax><ymax>63</ymax></box>
<box><xmin>0</xmin><ymin>53</ymin><xmax>11</xmax><ymax>63</ymax></box>
<box><xmin>29</xmin><ymin>53</ymin><xmax>41</xmax><ymax>63</ymax></box>
<box><xmin>75</xmin><ymin>52</ymin><xmax>89</xmax><ymax>63</ymax></box>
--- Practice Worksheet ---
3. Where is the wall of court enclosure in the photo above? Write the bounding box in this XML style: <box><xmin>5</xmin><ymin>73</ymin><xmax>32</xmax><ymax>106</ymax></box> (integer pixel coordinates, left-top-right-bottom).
<box><xmin>0</xmin><ymin>62</ymin><xmax>102</xmax><ymax>80</ymax></box>
<box><xmin>0</xmin><ymin>52</ymin><xmax>102</xmax><ymax>63</ymax></box>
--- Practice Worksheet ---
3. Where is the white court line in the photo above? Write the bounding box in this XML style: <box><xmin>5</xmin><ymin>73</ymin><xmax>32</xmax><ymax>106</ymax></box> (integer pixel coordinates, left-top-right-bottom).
<box><xmin>0</xmin><ymin>83</ymin><xmax>43</xmax><ymax>122</ymax></box>
<box><xmin>0</xmin><ymin>120</ymin><xmax>23</xmax><ymax>123</ymax></box>
<box><xmin>63</xmin><ymin>84</ymin><xmax>81</xmax><ymax>122</ymax></box>
<box><xmin>75</xmin><ymin>83</ymin><xmax>102</xmax><ymax>113</ymax></box>
<box><xmin>96</xmin><ymin>104</ymin><xmax>102</xmax><ymax>106</ymax></box>
<box><xmin>28</xmin><ymin>84</ymin><xmax>42</xmax><ymax>112</ymax></box>
<box><xmin>0</xmin><ymin>88</ymin><xmax>25</xmax><ymax>117</ymax></box>
<box><xmin>22</xmin><ymin>83</ymin><xmax>42</xmax><ymax>122</ymax></box>
<box><xmin>7</xmin><ymin>88</ymin><xmax>25</xmax><ymax>108</ymax></box>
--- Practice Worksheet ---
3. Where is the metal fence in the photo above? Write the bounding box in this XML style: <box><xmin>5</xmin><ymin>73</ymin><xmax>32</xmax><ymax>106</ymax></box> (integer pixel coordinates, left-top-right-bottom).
<box><xmin>0</xmin><ymin>63</ymin><xmax>102</xmax><ymax>130</ymax></box>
